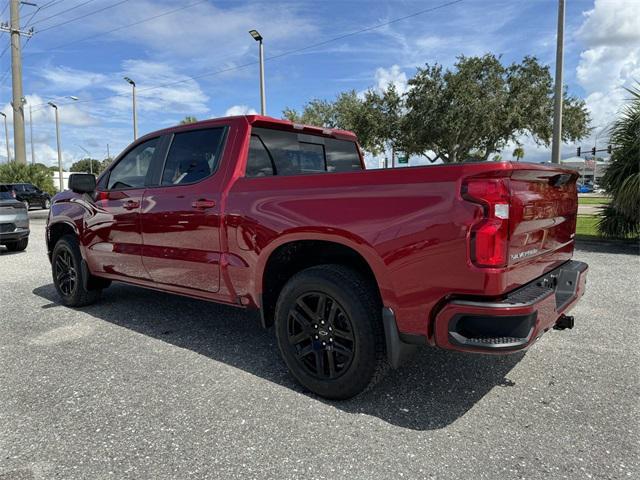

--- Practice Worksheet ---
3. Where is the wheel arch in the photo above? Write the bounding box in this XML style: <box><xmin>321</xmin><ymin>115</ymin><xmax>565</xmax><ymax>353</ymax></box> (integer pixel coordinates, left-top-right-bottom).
<box><xmin>256</xmin><ymin>233</ymin><xmax>395</xmax><ymax>328</ymax></box>
<box><xmin>47</xmin><ymin>220</ymin><xmax>79</xmax><ymax>259</ymax></box>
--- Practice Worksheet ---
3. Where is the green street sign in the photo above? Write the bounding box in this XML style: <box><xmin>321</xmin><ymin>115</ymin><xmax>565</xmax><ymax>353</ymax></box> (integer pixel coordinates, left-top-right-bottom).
<box><xmin>397</xmin><ymin>155</ymin><xmax>408</xmax><ymax>164</ymax></box>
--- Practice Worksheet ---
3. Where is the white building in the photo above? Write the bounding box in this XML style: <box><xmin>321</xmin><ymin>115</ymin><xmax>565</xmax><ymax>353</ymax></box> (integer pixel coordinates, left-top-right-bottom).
<box><xmin>51</xmin><ymin>171</ymin><xmax>74</xmax><ymax>192</ymax></box>
<box><xmin>560</xmin><ymin>156</ymin><xmax>609</xmax><ymax>185</ymax></box>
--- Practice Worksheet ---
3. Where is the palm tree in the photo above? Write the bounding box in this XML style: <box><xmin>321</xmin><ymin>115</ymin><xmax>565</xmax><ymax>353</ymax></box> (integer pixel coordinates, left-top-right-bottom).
<box><xmin>512</xmin><ymin>146</ymin><xmax>525</xmax><ymax>162</ymax></box>
<box><xmin>597</xmin><ymin>84</ymin><xmax>639</xmax><ymax>238</ymax></box>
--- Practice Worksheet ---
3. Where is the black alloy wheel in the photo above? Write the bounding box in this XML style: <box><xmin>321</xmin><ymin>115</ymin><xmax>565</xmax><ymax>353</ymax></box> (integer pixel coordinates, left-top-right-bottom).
<box><xmin>51</xmin><ymin>234</ymin><xmax>102</xmax><ymax>307</ymax></box>
<box><xmin>275</xmin><ymin>264</ymin><xmax>388</xmax><ymax>399</ymax></box>
<box><xmin>287</xmin><ymin>292</ymin><xmax>355</xmax><ymax>380</ymax></box>
<box><xmin>54</xmin><ymin>246</ymin><xmax>77</xmax><ymax>296</ymax></box>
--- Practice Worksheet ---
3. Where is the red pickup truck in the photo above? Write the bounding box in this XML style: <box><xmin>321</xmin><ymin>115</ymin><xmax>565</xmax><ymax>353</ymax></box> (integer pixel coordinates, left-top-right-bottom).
<box><xmin>47</xmin><ymin>115</ymin><xmax>588</xmax><ymax>399</ymax></box>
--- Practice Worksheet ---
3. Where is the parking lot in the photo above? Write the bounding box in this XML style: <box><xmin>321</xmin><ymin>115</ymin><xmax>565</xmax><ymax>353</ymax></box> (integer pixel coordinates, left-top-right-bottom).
<box><xmin>1</xmin><ymin>211</ymin><xmax>638</xmax><ymax>480</ymax></box>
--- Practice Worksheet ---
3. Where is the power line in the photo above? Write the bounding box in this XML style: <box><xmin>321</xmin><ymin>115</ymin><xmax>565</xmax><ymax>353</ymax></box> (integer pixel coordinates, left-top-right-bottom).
<box><xmin>22</xmin><ymin>0</ymin><xmax>57</xmax><ymax>28</ymax></box>
<box><xmin>28</xmin><ymin>0</ymin><xmax>98</xmax><ymax>26</ymax></box>
<box><xmin>29</xmin><ymin>0</ymin><xmax>463</xmax><ymax>110</ymax></box>
<box><xmin>0</xmin><ymin>1</ymin><xmax>8</xmax><ymax>38</ymax></box>
<box><xmin>37</xmin><ymin>0</ymin><xmax>129</xmax><ymax>33</ymax></box>
<box><xmin>41</xmin><ymin>0</ymin><xmax>66</xmax><ymax>11</ymax></box>
<box><xmin>34</xmin><ymin>0</ymin><xmax>207</xmax><ymax>52</ymax></box>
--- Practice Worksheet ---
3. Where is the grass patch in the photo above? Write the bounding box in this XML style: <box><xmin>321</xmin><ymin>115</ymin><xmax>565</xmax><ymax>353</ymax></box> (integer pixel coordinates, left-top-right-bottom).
<box><xmin>578</xmin><ymin>196</ymin><xmax>611</xmax><ymax>205</ymax></box>
<box><xmin>576</xmin><ymin>216</ymin><xmax>600</xmax><ymax>238</ymax></box>
<box><xmin>576</xmin><ymin>215</ymin><xmax>639</xmax><ymax>242</ymax></box>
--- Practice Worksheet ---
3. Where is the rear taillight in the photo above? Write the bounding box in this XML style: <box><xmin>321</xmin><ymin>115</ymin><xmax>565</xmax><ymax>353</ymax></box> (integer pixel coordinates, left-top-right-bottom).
<box><xmin>462</xmin><ymin>178</ymin><xmax>510</xmax><ymax>268</ymax></box>
<box><xmin>10</xmin><ymin>189</ymin><xmax>16</xmax><ymax>198</ymax></box>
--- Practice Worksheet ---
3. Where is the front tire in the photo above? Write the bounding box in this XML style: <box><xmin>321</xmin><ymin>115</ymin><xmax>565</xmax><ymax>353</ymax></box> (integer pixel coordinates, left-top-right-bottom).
<box><xmin>51</xmin><ymin>235</ymin><xmax>101</xmax><ymax>307</ymax></box>
<box><xmin>275</xmin><ymin>265</ymin><xmax>387</xmax><ymax>400</ymax></box>
<box><xmin>43</xmin><ymin>198</ymin><xmax>51</xmax><ymax>209</ymax></box>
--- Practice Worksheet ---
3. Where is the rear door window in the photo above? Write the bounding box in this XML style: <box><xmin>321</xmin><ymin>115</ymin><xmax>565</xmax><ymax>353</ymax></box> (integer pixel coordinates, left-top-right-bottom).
<box><xmin>247</xmin><ymin>127</ymin><xmax>362</xmax><ymax>177</ymax></box>
<box><xmin>246</xmin><ymin>135</ymin><xmax>275</xmax><ymax>177</ymax></box>
<box><xmin>160</xmin><ymin>128</ymin><xmax>226</xmax><ymax>185</ymax></box>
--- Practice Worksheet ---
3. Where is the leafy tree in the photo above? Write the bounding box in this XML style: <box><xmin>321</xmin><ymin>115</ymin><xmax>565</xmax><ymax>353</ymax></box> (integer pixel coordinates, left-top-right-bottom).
<box><xmin>283</xmin><ymin>99</ymin><xmax>336</xmax><ymax>127</ymax></box>
<box><xmin>512</xmin><ymin>146</ymin><xmax>525</xmax><ymax>161</ymax></box>
<box><xmin>179</xmin><ymin>116</ymin><xmax>198</xmax><ymax>125</ymax></box>
<box><xmin>101</xmin><ymin>157</ymin><xmax>113</xmax><ymax>170</ymax></box>
<box><xmin>598</xmin><ymin>84</ymin><xmax>639</xmax><ymax>238</ymax></box>
<box><xmin>0</xmin><ymin>162</ymin><xmax>56</xmax><ymax>195</ymax></box>
<box><xmin>70</xmin><ymin>158</ymin><xmax>104</xmax><ymax>175</ymax></box>
<box><xmin>402</xmin><ymin>54</ymin><xmax>590</xmax><ymax>162</ymax></box>
<box><xmin>361</xmin><ymin>85</ymin><xmax>405</xmax><ymax>165</ymax></box>
<box><xmin>283</xmin><ymin>88</ymin><xmax>404</xmax><ymax>160</ymax></box>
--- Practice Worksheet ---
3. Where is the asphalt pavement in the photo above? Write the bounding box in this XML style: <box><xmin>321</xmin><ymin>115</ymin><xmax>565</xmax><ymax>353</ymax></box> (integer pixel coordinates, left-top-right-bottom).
<box><xmin>1</xmin><ymin>211</ymin><xmax>638</xmax><ymax>479</ymax></box>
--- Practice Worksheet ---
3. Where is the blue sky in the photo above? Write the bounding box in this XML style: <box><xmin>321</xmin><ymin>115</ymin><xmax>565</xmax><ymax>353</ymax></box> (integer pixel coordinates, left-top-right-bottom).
<box><xmin>0</xmin><ymin>0</ymin><xmax>638</xmax><ymax>168</ymax></box>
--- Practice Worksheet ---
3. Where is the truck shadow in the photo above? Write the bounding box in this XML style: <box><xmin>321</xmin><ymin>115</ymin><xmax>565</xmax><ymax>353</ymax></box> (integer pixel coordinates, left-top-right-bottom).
<box><xmin>33</xmin><ymin>283</ymin><xmax>524</xmax><ymax>431</ymax></box>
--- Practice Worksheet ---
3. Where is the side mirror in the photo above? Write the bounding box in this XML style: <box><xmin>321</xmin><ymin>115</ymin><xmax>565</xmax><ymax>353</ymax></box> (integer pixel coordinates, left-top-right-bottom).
<box><xmin>68</xmin><ymin>173</ymin><xmax>96</xmax><ymax>193</ymax></box>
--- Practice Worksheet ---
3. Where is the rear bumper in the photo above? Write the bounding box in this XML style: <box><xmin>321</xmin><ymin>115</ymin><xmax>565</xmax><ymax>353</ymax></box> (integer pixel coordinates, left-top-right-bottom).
<box><xmin>434</xmin><ymin>260</ymin><xmax>588</xmax><ymax>353</ymax></box>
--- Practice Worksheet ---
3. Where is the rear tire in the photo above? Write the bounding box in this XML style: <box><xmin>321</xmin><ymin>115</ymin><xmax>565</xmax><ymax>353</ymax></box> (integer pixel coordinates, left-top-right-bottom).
<box><xmin>51</xmin><ymin>235</ymin><xmax>101</xmax><ymax>307</ymax></box>
<box><xmin>274</xmin><ymin>264</ymin><xmax>388</xmax><ymax>400</ymax></box>
<box><xmin>4</xmin><ymin>237</ymin><xmax>28</xmax><ymax>251</ymax></box>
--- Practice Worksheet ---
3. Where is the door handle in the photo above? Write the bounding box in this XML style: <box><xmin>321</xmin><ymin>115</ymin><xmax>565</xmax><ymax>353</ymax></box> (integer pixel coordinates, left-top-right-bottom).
<box><xmin>191</xmin><ymin>199</ymin><xmax>216</xmax><ymax>209</ymax></box>
<box><xmin>122</xmin><ymin>200</ymin><xmax>140</xmax><ymax>210</ymax></box>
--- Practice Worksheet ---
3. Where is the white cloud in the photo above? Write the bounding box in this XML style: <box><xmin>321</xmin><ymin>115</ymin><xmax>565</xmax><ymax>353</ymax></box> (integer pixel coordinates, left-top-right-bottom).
<box><xmin>2</xmin><ymin>94</ymin><xmax>96</xmax><ymax>127</ymax></box>
<box><xmin>81</xmin><ymin>0</ymin><xmax>316</xmax><ymax>62</ymax></box>
<box><xmin>107</xmin><ymin>60</ymin><xmax>210</xmax><ymax>115</ymax></box>
<box><xmin>575</xmin><ymin>0</ymin><xmax>640</xmax><ymax>129</ymax></box>
<box><xmin>576</xmin><ymin>0</ymin><xmax>640</xmax><ymax>47</ymax></box>
<box><xmin>374</xmin><ymin>65</ymin><xmax>409</xmax><ymax>94</ymax></box>
<box><xmin>224</xmin><ymin>105</ymin><xmax>257</xmax><ymax>116</ymax></box>
<box><xmin>41</xmin><ymin>67</ymin><xmax>107</xmax><ymax>91</ymax></box>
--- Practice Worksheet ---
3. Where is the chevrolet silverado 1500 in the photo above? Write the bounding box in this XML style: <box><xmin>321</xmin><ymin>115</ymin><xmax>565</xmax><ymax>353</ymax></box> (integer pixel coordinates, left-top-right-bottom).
<box><xmin>46</xmin><ymin>115</ymin><xmax>588</xmax><ymax>399</ymax></box>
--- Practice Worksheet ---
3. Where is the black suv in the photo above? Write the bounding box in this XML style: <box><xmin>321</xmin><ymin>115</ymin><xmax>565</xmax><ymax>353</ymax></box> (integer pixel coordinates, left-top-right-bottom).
<box><xmin>0</xmin><ymin>183</ymin><xmax>51</xmax><ymax>210</ymax></box>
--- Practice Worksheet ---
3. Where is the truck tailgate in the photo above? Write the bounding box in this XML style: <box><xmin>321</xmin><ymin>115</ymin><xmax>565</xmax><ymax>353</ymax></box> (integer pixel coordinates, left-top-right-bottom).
<box><xmin>508</xmin><ymin>168</ymin><xmax>578</xmax><ymax>267</ymax></box>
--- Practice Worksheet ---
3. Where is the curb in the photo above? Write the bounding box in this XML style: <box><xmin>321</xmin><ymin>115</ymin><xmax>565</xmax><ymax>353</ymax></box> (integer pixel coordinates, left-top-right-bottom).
<box><xmin>575</xmin><ymin>237</ymin><xmax>639</xmax><ymax>254</ymax></box>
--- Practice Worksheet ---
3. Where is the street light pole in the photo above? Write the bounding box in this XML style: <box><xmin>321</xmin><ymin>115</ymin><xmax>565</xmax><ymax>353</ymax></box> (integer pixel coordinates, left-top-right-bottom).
<box><xmin>124</xmin><ymin>77</ymin><xmax>137</xmax><ymax>140</ymax></box>
<box><xmin>48</xmin><ymin>102</ymin><xmax>64</xmax><ymax>192</ymax></box>
<box><xmin>29</xmin><ymin>103</ymin><xmax>35</xmax><ymax>164</ymax></box>
<box><xmin>0</xmin><ymin>112</ymin><xmax>10</xmax><ymax>162</ymax></box>
<box><xmin>46</xmin><ymin>96</ymin><xmax>79</xmax><ymax>191</ymax></box>
<box><xmin>249</xmin><ymin>30</ymin><xmax>266</xmax><ymax>115</ymax></box>
<box><xmin>551</xmin><ymin>0</ymin><xmax>565</xmax><ymax>164</ymax></box>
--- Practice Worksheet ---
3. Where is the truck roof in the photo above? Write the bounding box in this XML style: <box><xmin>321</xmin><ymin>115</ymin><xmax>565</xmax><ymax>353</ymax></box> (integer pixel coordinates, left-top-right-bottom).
<box><xmin>138</xmin><ymin>115</ymin><xmax>358</xmax><ymax>143</ymax></box>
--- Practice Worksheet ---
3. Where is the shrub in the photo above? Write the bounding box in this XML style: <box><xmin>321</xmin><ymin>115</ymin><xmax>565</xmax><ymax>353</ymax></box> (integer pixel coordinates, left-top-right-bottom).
<box><xmin>0</xmin><ymin>162</ymin><xmax>57</xmax><ymax>195</ymax></box>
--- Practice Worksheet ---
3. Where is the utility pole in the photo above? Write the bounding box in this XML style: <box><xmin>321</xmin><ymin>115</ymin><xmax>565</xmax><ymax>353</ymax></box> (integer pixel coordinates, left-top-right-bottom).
<box><xmin>0</xmin><ymin>0</ymin><xmax>34</xmax><ymax>164</ymax></box>
<box><xmin>551</xmin><ymin>0</ymin><xmax>565</xmax><ymax>164</ymax></box>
